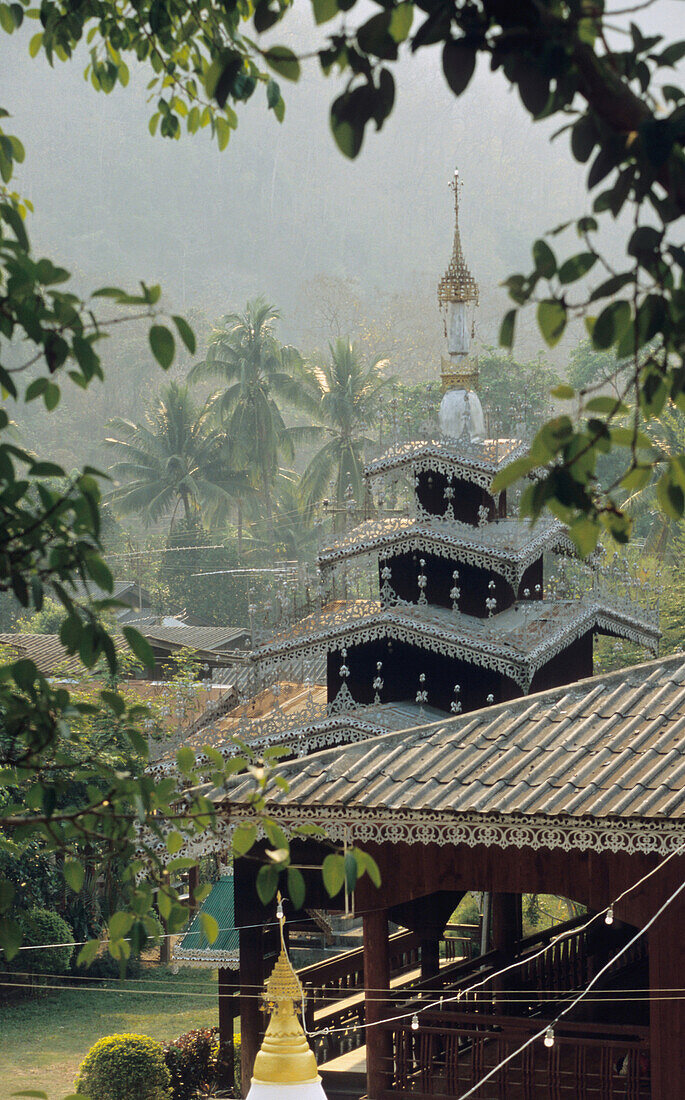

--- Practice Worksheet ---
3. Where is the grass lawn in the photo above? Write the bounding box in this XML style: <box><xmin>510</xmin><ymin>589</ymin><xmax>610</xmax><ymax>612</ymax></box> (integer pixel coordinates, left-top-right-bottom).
<box><xmin>0</xmin><ymin>966</ymin><xmax>220</xmax><ymax>1100</ymax></box>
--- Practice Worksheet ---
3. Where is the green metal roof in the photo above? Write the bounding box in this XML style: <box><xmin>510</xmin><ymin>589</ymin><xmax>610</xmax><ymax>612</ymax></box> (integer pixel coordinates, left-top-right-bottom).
<box><xmin>173</xmin><ymin>874</ymin><xmax>239</xmax><ymax>969</ymax></box>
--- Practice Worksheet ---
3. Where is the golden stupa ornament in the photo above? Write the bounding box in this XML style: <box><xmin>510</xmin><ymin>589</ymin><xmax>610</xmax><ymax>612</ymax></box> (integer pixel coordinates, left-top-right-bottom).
<box><xmin>437</xmin><ymin>168</ymin><xmax>481</xmax><ymax>397</ymax></box>
<box><xmin>437</xmin><ymin>168</ymin><xmax>479</xmax><ymax>310</ymax></box>
<box><xmin>246</xmin><ymin>893</ymin><xmax>328</xmax><ymax>1098</ymax></box>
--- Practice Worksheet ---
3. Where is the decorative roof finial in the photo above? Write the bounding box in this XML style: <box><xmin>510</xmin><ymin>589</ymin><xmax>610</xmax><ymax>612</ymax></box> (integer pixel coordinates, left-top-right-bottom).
<box><xmin>248</xmin><ymin>892</ymin><xmax>325</xmax><ymax>1094</ymax></box>
<box><xmin>437</xmin><ymin>168</ymin><xmax>479</xmax><ymax>310</ymax></box>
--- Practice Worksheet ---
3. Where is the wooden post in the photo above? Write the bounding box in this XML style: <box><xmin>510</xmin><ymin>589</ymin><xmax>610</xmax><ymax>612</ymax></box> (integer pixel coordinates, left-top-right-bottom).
<box><xmin>218</xmin><ymin>966</ymin><xmax>238</xmax><ymax>1090</ymax></box>
<box><xmin>187</xmin><ymin>864</ymin><xmax>199</xmax><ymax>917</ymax></box>
<box><xmin>492</xmin><ymin>893</ymin><xmax>520</xmax><ymax>959</ymax></box>
<box><xmin>159</xmin><ymin>872</ymin><xmax>171</xmax><ymax>965</ymax></box>
<box><xmin>239</xmin><ymin>925</ymin><xmax>263</xmax><ymax>1098</ymax></box>
<box><xmin>649</xmin><ymin>896</ymin><xmax>685</xmax><ymax>1098</ymax></box>
<box><xmin>420</xmin><ymin>930</ymin><xmax>441</xmax><ymax>982</ymax></box>
<box><xmin>363</xmin><ymin>909</ymin><xmax>391</xmax><ymax>1099</ymax></box>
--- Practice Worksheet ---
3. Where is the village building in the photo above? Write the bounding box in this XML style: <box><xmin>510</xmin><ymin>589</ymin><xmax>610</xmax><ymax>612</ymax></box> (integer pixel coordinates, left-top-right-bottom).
<box><xmin>167</xmin><ymin>173</ymin><xmax>683</xmax><ymax>1100</ymax></box>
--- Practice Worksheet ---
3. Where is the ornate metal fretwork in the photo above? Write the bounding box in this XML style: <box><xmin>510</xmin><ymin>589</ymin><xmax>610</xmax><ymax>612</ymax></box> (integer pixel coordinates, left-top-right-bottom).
<box><xmin>437</xmin><ymin>169</ymin><xmax>479</xmax><ymax>308</ymax></box>
<box><xmin>249</xmin><ymin>597</ymin><xmax>659</xmax><ymax>693</ymax></box>
<box><xmin>157</xmin><ymin>804</ymin><xmax>685</xmax><ymax>864</ymax></box>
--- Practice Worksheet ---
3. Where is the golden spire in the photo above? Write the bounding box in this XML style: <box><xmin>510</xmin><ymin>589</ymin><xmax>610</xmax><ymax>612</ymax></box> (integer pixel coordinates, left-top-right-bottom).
<box><xmin>437</xmin><ymin>168</ymin><xmax>479</xmax><ymax>309</ymax></box>
<box><xmin>250</xmin><ymin>893</ymin><xmax>320</xmax><ymax>1086</ymax></box>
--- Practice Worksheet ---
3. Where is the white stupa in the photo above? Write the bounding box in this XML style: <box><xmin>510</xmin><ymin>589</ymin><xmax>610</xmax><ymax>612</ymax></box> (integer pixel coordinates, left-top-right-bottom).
<box><xmin>246</xmin><ymin>895</ymin><xmax>328</xmax><ymax>1099</ymax></box>
<box><xmin>437</xmin><ymin>169</ymin><xmax>484</xmax><ymax>440</ymax></box>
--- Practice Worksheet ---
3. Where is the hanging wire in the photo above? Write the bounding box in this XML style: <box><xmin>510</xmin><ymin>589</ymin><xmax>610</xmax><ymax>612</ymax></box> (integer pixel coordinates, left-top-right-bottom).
<box><xmin>454</xmin><ymin>873</ymin><xmax>685</xmax><ymax>1100</ymax></box>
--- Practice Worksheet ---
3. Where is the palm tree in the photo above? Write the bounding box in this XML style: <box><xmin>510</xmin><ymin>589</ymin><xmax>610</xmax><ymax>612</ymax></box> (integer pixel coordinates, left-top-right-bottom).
<box><xmin>190</xmin><ymin>299</ymin><xmax>319</xmax><ymax>535</ymax></box>
<box><xmin>106</xmin><ymin>381</ymin><xmax>248</xmax><ymax>533</ymax></box>
<box><xmin>301</xmin><ymin>339</ymin><xmax>392</xmax><ymax>521</ymax></box>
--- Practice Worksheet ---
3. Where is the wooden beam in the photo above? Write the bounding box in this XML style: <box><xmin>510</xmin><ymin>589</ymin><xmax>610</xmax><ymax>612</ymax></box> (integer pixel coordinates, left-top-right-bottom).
<box><xmin>649</xmin><ymin>892</ymin><xmax>685</xmax><ymax>1098</ymax></box>
<box><xmin>218</xmin><ymin>966</ymin><xmax>238</xmax><ymax>1090</ymax></box>
<box><xmin>239</xmin><ymin>925</ymin><xmax>263</xmax><ymax>1098</ymax></box>
<box><xmin>363</xmin><ymin>909</ymin><xmax>391</xmax><ymax>1098</ymax></box>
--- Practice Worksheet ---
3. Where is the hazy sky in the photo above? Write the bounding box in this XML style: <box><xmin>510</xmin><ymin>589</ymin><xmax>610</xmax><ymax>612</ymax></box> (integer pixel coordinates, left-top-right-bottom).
<box><xmin>1</xmin><ymin>1</ymin><xmax>682</xmax><ymax>364</ymax></box>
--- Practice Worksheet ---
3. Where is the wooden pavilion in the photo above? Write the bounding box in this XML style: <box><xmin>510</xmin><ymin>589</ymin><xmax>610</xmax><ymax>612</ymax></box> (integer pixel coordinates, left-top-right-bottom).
<box><xmin>220</xmin><ymin>653</ymin><xmax>685</xmax><ymax>1100</ymax></box>
<box><xmin>162</xmin><ymin>173</ymin><xmax>681</xmax><ymax>1099</ymax></box>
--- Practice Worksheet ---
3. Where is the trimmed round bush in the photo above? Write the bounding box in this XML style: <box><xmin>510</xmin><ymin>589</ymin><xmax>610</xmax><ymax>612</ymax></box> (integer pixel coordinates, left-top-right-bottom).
<box><xmin>76</xmin><ymin>1034</ymin><xmax>172</xmax><ymax>1100</ymax></box>
<box><xmin>16</xmin><ymin>908</ymin><xmax>73</xmax><ymax>974</ymax></box>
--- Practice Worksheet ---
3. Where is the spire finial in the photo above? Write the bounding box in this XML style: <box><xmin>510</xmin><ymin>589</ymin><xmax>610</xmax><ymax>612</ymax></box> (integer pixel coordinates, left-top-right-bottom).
<box><xmin>249</xmin><ymin>893</ymin><xmax>321</xmax><ymax>1088</ymax></box>
<box><xmin>437</xmin><ymin>167</ymin><xmax>479</xmax><ymax>310</ymax></box>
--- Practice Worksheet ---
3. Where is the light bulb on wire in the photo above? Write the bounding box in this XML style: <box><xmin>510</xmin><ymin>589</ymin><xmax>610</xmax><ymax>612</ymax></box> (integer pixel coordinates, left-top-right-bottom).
<box><xmin>605</xmin><ymin>905</ymin><xmax>614</xmax><ymax>926</ymax></box>
<box><xmin>411</xmin><ymin>1013</ymin><xmax>419</xmax><ymax>1031</ymax></box>
<box><xmin>544</xmin><ymin>1026</ymin><xmax>555</xmax><ymax>1048</ymax></box>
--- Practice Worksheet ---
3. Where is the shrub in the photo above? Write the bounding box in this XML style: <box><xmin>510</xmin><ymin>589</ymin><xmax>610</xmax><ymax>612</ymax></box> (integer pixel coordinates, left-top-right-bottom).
<box><xmin>164</xmin><ymin>1028</ymin><xmax>240</xmax><ymax>1100</ymax></box>
<box><xmin>15</xmin><ymin>908</ymin><xmax>73</xmax><ymax>974</ymax></box>
<box><xmin>78</xmin><ymin>950</ymin><xmax>142</xmax><ymax>980</ymax></box>
<box><xmin>76</xmin><ymin>1034</ymin><xmax>172</xmax><ymax>1100</ymax></box>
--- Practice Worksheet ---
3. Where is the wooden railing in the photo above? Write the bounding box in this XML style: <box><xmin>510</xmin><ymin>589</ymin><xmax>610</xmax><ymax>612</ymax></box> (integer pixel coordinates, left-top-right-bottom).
<box><xmin>380</xmin><ymin>1012</ymin><xmax>650</xmax><ymax>1099</ymax></box>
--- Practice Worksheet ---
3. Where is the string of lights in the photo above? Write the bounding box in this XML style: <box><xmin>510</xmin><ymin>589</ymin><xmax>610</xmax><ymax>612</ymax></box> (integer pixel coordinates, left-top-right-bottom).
<box><xmin>302</xmin><ymin>840</ymin><xmax>685</xmax><ymax>1039</ymax></box>
<box><xmin>1</xmin><ymin>976</ymin><xmax>684</xmax><ymax>1006</ymax></box>
<box><xmin>454</xmin><ymin>874</ymin><xmax>685</xmax><ymax>1100</ymax></box>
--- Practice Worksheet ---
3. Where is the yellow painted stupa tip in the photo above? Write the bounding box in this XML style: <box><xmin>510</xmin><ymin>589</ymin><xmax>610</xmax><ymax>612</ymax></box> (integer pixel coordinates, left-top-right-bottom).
<box><xmin>251</xmin><ymin>894</ymin><xmax>320</xmax><ymax>1086</ymax></box>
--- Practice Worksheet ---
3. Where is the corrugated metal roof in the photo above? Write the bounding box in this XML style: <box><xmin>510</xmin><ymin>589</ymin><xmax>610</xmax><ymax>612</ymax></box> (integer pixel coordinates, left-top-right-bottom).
<box><xmin>219</xmin><ymin>654</ymin><xmax>685</xmax><ymax>823</ymax></box>
<box><xmin>143</xmin><ymin>625</ymin><xmax>250</xmax><ymax>653</ymax></box>
<box><xmin>173</xmin><ymin>874</ymin><xmax>238</xmax><ymax>968</ymax></box>
<box><xmin>0</xmin><ymin>633</ymin><xmax>105</xmax><ymax>677</ymax></box>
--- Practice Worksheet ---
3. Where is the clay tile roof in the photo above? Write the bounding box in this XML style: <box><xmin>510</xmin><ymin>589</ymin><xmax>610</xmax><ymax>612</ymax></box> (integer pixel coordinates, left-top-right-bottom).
<box><xmin>219</xmin><ymin>652</ymin><xmax>685</xmax><ymax>828</ymax></box>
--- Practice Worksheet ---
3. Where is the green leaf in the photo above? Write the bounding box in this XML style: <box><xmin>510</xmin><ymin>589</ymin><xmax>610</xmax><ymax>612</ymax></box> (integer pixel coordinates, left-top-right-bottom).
<box><xmin>592</xmin><ymin>300</ymin><xmax>631</xmax><ymax>350</ymax></box>
<box><xmin>442</xmin><ymin>39</ymin><xmax>476</xmax><ymax>97</ymax></box>
<box><xmin>312</xmin><ymin>0</ymin><xmax>339</xmax><ymax>22</ymax></box>
<box><xmin>122</xmin><ymin>627</ymin><xmax>154</xmax><ymax>670</ymax></box>
<box><xmin>28</xmin><ymin>31</ymin><xmax>43</xmax><ymax>56</ymax></box>
<box><xmin>0</xmin><ymin>879</ymin><xmax>14</xmax><ymax>913</ymax></box>
<box><xmin>360</xmin><ymin>850</ymin><xmax>381</xmax><ymax>888</ymax></box>
<box><xmin>76</xmin><ymin>938</ymin><xmax>100</xmax><ymax>967</ymax></box>
<box><xmin>256</xmin><ymin>864</ymin><xmax>279</xmax><ymax>905</ymax></box>
<box><xmin>499</xmin><ymin>309</ymin><xmax>516</xmax><ymax>349</ymax></box>
<box><xmin>200</xmin><ymin>912</ymin><xmax>219</xmax><ymax>944</ymax></box>
<box><xmin>344</xmin><ymin>851</ymin><xmax>357</xmax><ymax>891</ymax></box>
<box><xmin>568</xmin><ymin>518</ymin><xmax>600</xmax><ymax>557</ymax></box>
<box><xmin>0</xmin><ymin>202</ymin><xmax>28</xmax><ymax>249</ymax></box>
<box><xmin>85</xmin><ymin>554</ymin><xmax>113</xmax><ymax>592</ymax></box>
<box><xmin>389</xmin><ymin>3</ymin><xmax>413</xmax><ymax>42</ymax></box>
<box><xmin>551</xmin><ymin>384</ymin><xmax>575</xmax><ymax>400</ymax></box>
<box><xmin>585</xmin><ymin>395</ymin><xmax>627</xmax><ymax>416</ymax></box>
<box><xmin>532</xmin><ymin>239</ymin><xmax>556</xmax><ymax>278</ymax></box>
<box><xmin>657</xmin><ymin>469</ymin><xmax>685</xmax><ymax>520</ymax></box>
<box><xmin>166</xmin><ymin>830</ymin><xmax>185</xmax><ymax>855</ymax></box>
<box><xmin>558</xmin><ymin>251</ymin><xmax>597</xmax><ymax>284</ymax></box>
<box><xmin>0</xmin><ymin>917</ymin><xmax>23</xmax><ymax>960</ymax></box>
<box><xmin>264</xmin><ymin>46</ymin><xmax>300</xmax><ymax>82</ymax></box>
<box><xmin>322</xmin><ymin>853</ymin><xmax>345</xmax><ymax>897</ymax></box>
<box><xmin>108</xmin><ymin>911</ymin><xmax>134</xmax><ymax>941</ymax></box>
<box><xmin>11</xmin><ymin>1093</ymin><xmax>48</xmax><ymax>1098</ymax></box>
<box><xmin>171</xmin><ymin>315</ymin><xmax>196</xmax><ymax>354</ymax></box>
<box><xmin>233</xmin><ymin>822</ymin><xmax>257</xmax><ymax>857</ymax></box>
<box><xmin>157</xmin><ymin>890</ymin><xmax>172</xmax><ymax>921</ymax></box>
<box><xmin>44</xmin><ymin>382</ymin><xmax>60</xmax><ymax>411</ymax></box>
<box><xmin>64</xmin><ymin>860</ymin><xmax>84</xmax><ymax>893</ymax></box>
<box><xmin>287</xmin><ymin>866</ymin><xmax>306</xmax><ymax>910</ymax></box>
<box><xmin>149</xmin><ymin>324</ymin><xmax>176</xmax><ymax>369</ymax></box>
<box><xmin>537</xmin><ymin>299</ymin><xmax>567</xmax><ymax>347</ymax></box>
<box><xmin>176</xmin><ymin>746</ymin><xmax>195</xmax><ymax>775</ymax></box>
<box><xmin>491</xmin><ymin>454</ymin><xmax>535</xmax><ymax>493</ymax></box>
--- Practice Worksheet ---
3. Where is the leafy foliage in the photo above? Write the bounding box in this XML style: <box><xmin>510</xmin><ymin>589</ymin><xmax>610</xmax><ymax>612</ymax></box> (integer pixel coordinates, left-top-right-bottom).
<box><xmin>106</xmin><ymin>382</ymin><xmax>249</xmax><ymax>533</ymax></box>
<box><xmin>75</xmin><ymin>1033</ymin><xmax>172</xmax><ymax>1100</ymax></box>
<box><xmin>163</xmin><ymin>1026</ymin><xmax>234</xmax><ymax>1100</ymax></box>
<box><xmin>191</xmin><ymin>299</ymin><xmax>319</xmax><ymax>534</ymax></box>
<box><xmin>9</xmin><ymin>906</ymin><xmax>73</xmax><ymax>975</ymax></box>
<box><xmin>301</xmin><ymin>338</ymin><xmax>392</xmax><ymax>514</ymax></box>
